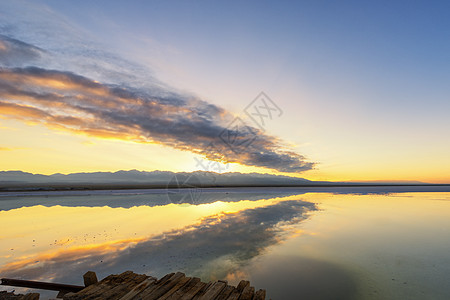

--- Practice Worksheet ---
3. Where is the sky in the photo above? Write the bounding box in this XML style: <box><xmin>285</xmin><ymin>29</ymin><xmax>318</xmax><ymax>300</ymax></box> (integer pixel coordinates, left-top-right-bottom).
<box><xmin>0</xmin><ymin>0</ymin><xmax>449</xmax><ymax>183</ymax></box>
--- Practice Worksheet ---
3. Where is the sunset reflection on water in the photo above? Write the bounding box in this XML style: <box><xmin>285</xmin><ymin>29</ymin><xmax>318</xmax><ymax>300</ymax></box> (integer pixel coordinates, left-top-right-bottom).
<box><xmin>1</xmin><ymin>190</ymin><xmax>450</xmax><ymax>299</ymax></box>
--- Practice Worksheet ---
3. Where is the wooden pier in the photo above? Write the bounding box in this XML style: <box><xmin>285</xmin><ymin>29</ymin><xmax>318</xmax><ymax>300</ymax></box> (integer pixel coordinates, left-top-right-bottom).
<box><xmin>1</xmin><ymin>271</ymin><xmax>266</xmax><ymax>300</ymax></box>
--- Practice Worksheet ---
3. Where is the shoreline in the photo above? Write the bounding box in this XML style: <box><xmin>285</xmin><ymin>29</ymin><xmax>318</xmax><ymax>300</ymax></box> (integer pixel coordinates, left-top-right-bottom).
<box><xmin>1</xmin><ymin>184</ymin><xmax>450</xmax><ymax>195</ymax></box>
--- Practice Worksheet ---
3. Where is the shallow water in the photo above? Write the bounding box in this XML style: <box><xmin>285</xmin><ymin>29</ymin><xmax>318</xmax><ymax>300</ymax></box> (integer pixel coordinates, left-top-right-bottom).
<box><xmin>1</xmin><ymin>187</ymin><xmax>449</xmax><ymax>299</ymax></box>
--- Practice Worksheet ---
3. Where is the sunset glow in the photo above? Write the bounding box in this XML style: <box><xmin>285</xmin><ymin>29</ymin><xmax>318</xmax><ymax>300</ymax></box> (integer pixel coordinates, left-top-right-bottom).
<box><xmin>1</xmin><ymin>1</ymin><xmax>449</xmax><ymax>183</ymax></box>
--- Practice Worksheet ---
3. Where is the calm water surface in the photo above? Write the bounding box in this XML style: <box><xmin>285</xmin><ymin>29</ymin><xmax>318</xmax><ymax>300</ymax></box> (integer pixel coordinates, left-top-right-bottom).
<box><xmin>1</xmin><ymin>187</ymin><xmax>449</xmax><ymax>299</ymax></box>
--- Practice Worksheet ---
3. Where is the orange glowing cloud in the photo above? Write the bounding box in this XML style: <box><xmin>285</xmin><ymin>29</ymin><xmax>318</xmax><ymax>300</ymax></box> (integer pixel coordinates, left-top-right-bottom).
<box><xmin>0</xmin><ymin>65</ymin><xmax>314</xmax><ymax>173</ymax></box>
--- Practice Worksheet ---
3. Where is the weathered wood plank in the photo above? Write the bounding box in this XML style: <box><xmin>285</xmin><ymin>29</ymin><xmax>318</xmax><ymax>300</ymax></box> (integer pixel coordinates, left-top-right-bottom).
<box><xmin>198</xmin><ymin>281</ymin><xmax>226</xmax><ymax>300</ymax></box>
<box><xmin>1</xmin><ymin>278</ymin><xmax>83</xmax><ymax>293</ymax></box>
<box><xmin>96</xmin><ymin>282</ymin><xmax>133</xmax><ymax>299</ymax></box>
<box><xmin>61</xmin><ymin>271</ymin><xmax>265</xmax><ymax>300</ymax></box>
<box><xmin>118</xmin><ymin>278</ymin><xmax>157</xmax><ymax>300</ymax></box>
<box><xmin>131</xmin><ymin>273</ymin><xmax>175</xmax><ymax>299</ymax></box>
<box><xmin>62</xmin><ymin>283</ymin><xmax>99</xmax><ymax>299</ymax></box>
<box><xmin>157</xmin><ymin>273</ymin><xmax>176</xmax><ymax>285</ymax></box>
<box><xmin>158</xmin><ymin>276</ymin><xmax>191</xmax><ymax>300</ymax></box>
<box><xmin>126</xmin><ymin>273</ymin><xmax>175</xmax><ymax>299</ymax></box>
<box><xmin>225</xmin><ymin>289</ymin><xmax>241</xmax><ymax>300</ymax></box>
<box><xmin>215</xmin><ymin>285</ymin><xmax>234</xmax><ymax>300</ymax></box>
<box><xmin>64</xmin><ymin>283</ymin><xmax>108</xmax><ymax>299</ymax></box>
<box><xmin>236</xmin><ymin>280</ymin><xmax>249</xmax><ymax>293</ymax></box>
<box><xmin>165</xmin><ymin>277</ymin><xmax>201</xmax><ymax>300</ymax></box>
<box><xmin>253</xmin><ymin>289</ymin><xmax>266</xmax><ymax>300</ymax></box>
<box><xmin>139</xmin><ymin>272</ymin><xmax>185</xmax><ymax>300</ymax></box>
<box><xmin>238</xmin><ymin>285</ymin><xmax>254</xmax><ymax>300</ymax></box>
<box><xmin>83</xmin><ymin>271</ymin><xmax>98</xmax><ymax>287</ymax></box>
<box><xmin>64</xmin><ymin>270</ymin><xmax>148</xmax><ymax>300</ymax></box>
<box><xmin>191</xmin><ymin>281</ymin><xmax>213</xmax><ymax>300</ymax></box>
<box><xmin>179</xmin><ymin>281</ymin><xmax>207</xmax><ymax>300</ymax></box>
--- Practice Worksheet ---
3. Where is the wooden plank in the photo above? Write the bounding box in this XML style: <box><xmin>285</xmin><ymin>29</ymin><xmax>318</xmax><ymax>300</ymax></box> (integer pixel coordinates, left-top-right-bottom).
<box><xmin>236</xmin><ymin>280</ymin><xmax>249</xmax><ymax>293</ymax></box>
<box><xmin>1</xmin><ymin>278</ymin><xmax>84</xmax><ymax>293</ymax></box>
<box><xmin>179</xmin><ymin>281</ymin><xmax>207</xmax><ymax>300</ymax></box>
<box><xmin>63</xmin><ymin>283</ymin><xmax>102</xmax><ymax>299</ymax></box>
<box><xmin>238</xmin><ymin>285</ymin><xmax>254</xmax><ymax>300</ymax></box>
<box><xmin>215</xmin><ymin>285</ymin><xmax>234</xmax><ymax>300</ymax></box>
<box><xmin>191</xmin><ymin>281</ymin><xmax>212</xmax><ymax>300</ymax></box>
<box><xmin>65</xmin><ymin>271</ymin><xmax>149</xmax><ymax>300</ymax></box>
<box><xmin>127</xmin><ymin>278</ymin><xmax>167</xmax><ymax>298</ymax></box>
<box><xmin>83</xmin><ymin>271</ymin><xmax>98</xmax><ymax>287</ymax></box>
<box><xmin>64</xmin><ymin>283</ymin><xmax>107</xmax><ymax>299</ymax></box>
<box><xmin>253</xmin><ymin>289</ymin><xmax>266</xmax><ymax>300</ymax></box>
<box><xmin>158</xmin><ymin>276</ymin><xmax>191</xmax><ymax>300</ymax></box>
<box><xmin>158</xmin><ymin>273</ymin><xmax>176</xmax><ymax>285</ymax></box>
<box><xmin>61</xmin><ymin>271</ymin><xmax>264</xmax><ymax>300</ymax></box>
<box><xmin>124</xmin><ymin>273</ymin><xmax>175</xmax><ymax>299</ymax></box>
<box><xmin>95</xmin><ymin>282</ymin><xmax>131</xmax><ymax>299</ymax></box>
<box><xmin>198</xmin><ymin>281</ymin><xmax>226</xmax><ymax>300</ymax></box>
<box><xmin>225</xmin><ymin>289</ymin><xmax>241</xmax><ymax>300</ymax></box>
<box><xmin>76</xmin><ymin>282</ymin><xmax>110</xmax><ymax>298</ymax></box>
<box><xmin>118</xmin><ymin>278</ymin><xmax>157</xmax><ymax>300</ymax></box>
<box><xmin>138</xmin><ymin>272</ymin><xmax>185</xmax><ymax>300</ymax></box>
<box><xmin>165</xmin><ymin>277</ymin><xmax>201</xmax><ymax>300</ymax></box>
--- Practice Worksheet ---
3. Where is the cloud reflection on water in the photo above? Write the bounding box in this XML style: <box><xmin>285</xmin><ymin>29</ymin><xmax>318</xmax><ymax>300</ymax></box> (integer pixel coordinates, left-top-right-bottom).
<box><xmin>1</xmin><ymin>200</ymin><xmax>316</xmax><ymax>290</ymax></box>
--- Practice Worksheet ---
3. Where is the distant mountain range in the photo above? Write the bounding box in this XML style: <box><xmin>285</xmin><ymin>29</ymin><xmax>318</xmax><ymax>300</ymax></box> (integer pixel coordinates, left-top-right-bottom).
<box><xmin>0</xmin><ymin>170</ymin><xmax>311</xmax><ymax>187</ymax></box>
<box><xmin>0</xmin><ymin>170</ymin><xmax>431</xmax><ymax>191</ymax></box>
